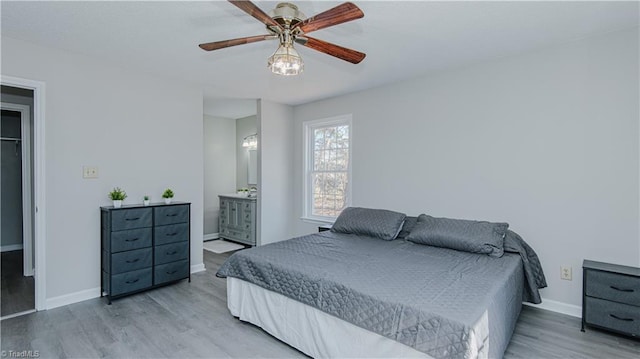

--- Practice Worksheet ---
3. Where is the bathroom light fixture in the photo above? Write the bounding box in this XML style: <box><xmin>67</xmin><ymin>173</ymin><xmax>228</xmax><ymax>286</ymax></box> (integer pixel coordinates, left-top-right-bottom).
<box><xmin>242</xmin><ymin>134</ymin><xmax>258</xmax><ymax>149</ymax></box>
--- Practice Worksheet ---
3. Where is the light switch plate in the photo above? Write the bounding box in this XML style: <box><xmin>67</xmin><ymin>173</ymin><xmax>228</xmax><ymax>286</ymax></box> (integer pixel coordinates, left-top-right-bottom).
<box><xmin>83</xmin><ymin>166</ymin><xmax>99</xmax><ymax>179</ymax></box>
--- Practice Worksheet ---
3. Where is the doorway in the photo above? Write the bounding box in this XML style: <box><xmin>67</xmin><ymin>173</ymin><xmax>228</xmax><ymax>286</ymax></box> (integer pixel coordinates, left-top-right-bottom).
<box><xmin>0</xmin><ymin>76</ymin><xmax>46</xmax><ymax>316</ymax></box>
<box><xmin>202</xmin><ymin>98</ymin><xmax>257</xmax><ymax>249</ymax></box>
<box><xmin>1</xmin><ymin>96</ymin><xmax>34</xmax><ymax>318</ymax></box>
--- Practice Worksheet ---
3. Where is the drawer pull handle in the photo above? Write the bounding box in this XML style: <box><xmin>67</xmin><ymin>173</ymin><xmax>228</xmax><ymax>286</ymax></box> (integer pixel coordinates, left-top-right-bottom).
<box><xmin>610</xmin><ymin>286</ymin><xmax>634</xmax><ymax>293</ymax></box>
<box><xmin>125</xmin><ymin>217</ymin><xmax>140</xmax><ymax>221</ymax></box>
<box><xmin>609</xmin><ymin>314</ymin><xmax>634</xmax><ymax>322</ymax></box>
<box><xmin>125</xmin><ymin>238</ymin><xmax>139</xmax><ymax>242</ymax></box>
<box><xmin>166</xmin><ymin>214</ymin><xmax>178</xmax><ymax>217</ymax></box>
<box><xmin>126</xmin><ymin>258</ymin><xmax>140</xmax><ymax>263</ymax></box>
<box><xmin>166</xmin><ymin>232</ymin><xmax>178</xmax><ymax>236</ymax></box>
<box><xmin>166</xmin><ymin>270</ymin><xmax>178</xmax><ymax>274</ymax></box>
<box><xmin>125</xmin><ymin>279</ymin><xmax>139</xmax><ymax>284</ymax></box>
<box><xmin>167</xmin><ymin>251</ymin><xmax>178</xmax><ymax>255</ymax></box>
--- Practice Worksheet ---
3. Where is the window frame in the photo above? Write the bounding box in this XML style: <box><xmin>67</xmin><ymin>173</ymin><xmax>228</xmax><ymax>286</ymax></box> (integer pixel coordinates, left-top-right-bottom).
<box><xmin>302</xmin><ymin>114</ymin><xmax>352</xmax><ymax>223</ymax></box>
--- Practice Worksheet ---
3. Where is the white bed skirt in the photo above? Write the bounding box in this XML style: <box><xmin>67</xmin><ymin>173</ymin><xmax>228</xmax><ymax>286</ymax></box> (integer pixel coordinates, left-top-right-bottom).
<box><xmin>227</xmin><ymin>277</ymin><xmax>432</xmax><ymax>359</ymax></box>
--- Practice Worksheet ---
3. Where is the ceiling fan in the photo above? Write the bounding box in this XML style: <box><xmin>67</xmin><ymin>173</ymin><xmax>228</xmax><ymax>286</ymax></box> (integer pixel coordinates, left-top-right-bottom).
<box><xmin>199</xmin><ymin>1</ymin><xmax>366</xmax><ymax>76</ymax></box>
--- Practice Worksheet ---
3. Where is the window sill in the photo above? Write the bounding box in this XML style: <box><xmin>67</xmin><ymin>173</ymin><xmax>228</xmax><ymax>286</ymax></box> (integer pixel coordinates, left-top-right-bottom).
<box><xmin>300</xmin><ymin>217</ymin><xmax>335</xmax><ymax>225</ymax></box>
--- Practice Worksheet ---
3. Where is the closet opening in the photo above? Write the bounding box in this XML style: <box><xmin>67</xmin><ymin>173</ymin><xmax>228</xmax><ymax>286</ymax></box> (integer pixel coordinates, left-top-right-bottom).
<box><xmin>1</xmin><ymin>85</ymin><xmax>35</xmax><ymax>319</ymax></box>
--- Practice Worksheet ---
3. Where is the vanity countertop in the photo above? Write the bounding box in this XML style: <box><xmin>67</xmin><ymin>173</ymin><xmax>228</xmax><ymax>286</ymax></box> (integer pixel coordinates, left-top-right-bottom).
<box><xmin>219</xmin><ymin>193</ymin><xmax>257</xmax><ymax>200</ymax></box>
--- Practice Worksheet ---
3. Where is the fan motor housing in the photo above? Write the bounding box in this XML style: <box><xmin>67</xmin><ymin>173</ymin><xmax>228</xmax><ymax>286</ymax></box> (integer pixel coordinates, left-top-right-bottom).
<box><xmin>269</xmin><ymin>2</ymin><xmax>306</xmax><ymax>28</ymax></box>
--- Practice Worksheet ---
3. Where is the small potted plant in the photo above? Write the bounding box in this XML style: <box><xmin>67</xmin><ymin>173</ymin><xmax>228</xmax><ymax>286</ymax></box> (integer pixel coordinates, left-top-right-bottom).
<box><xmin>143</xmin><ymin>195</ymin><xmax>150</xmax><ymax>206</ymax></box>
<box><xmin>162</xmin><ymin>188</ymin><xmax>174</xmax><ymax>204</ymax></box>
<box><xmin>108</xmin><ymin>187</ymin><xmax>127</xmax><ymax>208</ymax></box>
<box><xmin>237</xmin><ymin>188</ymin><xmax>249</xmax><ymax>197</ymax></box>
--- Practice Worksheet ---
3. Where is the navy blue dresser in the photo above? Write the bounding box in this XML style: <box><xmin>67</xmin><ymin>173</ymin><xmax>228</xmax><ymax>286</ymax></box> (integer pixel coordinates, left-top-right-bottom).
<box><xmin>582</xmin><ymin>259</ymin><xmax>639</xmax><ymax>338</ymax></box>
<box><xmin>101</xmin><ymin>202</ymin><xmax>191</xmax><ymax>304</ymax></box>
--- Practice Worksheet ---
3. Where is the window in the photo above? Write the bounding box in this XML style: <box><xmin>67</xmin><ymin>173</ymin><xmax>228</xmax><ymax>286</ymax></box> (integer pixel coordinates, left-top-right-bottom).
<box><xmin>303</xmin><ymin>115</ymin><xmax>352</xmax><ymax>222</ymax></box>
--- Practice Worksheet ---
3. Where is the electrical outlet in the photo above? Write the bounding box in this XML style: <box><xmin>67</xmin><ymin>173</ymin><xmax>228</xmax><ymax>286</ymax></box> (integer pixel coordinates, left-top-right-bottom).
<box><xmin>561</xmin><ymin>266</ymin><xmax>572</xmax><ymax>281</ymax></box>
<box><xmin>83</xmin><ymin>166</ymin><xmax>99</xmax><ymax>179</ymax></box>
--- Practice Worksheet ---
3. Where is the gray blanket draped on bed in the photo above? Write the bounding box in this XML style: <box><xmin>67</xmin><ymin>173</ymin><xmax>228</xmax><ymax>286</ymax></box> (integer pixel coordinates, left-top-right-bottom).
<box><xmin>217</xmin><ymin>231</ymin><xmax>546</xmax><ymax>359</ymax></box>
<box><xmin>503</xmin><ymin>230</ymin><xmax>547</xmax><ymax>304</ymax></box>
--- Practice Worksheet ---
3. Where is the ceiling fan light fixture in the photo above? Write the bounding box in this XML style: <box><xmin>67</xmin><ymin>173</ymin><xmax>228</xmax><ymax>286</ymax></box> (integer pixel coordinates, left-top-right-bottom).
<box><xmin>200</xmin><ymin>1</ymin><xmax>366</xmax><ymax>73</ymax></box>
<box><xmin>268</xmin><ymin>43</ymin><xmax>304</xmax><ymax>76</ymax></box>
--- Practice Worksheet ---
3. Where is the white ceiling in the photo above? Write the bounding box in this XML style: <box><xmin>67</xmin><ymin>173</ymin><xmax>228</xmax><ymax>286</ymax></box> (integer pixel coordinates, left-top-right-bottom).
<box><xmin>2</xmin><ymin>1</ymin><xmax>638</xmax><ymax>114</ymax></box>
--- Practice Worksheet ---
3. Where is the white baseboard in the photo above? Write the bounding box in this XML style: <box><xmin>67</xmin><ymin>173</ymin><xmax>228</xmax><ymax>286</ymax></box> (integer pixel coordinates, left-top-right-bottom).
<box><xmin>191</xmin><ymin>263</ymin><xmax>206</xmax><ymax>273</ymax></box>
<box><xmin>46</xmin><ymin>287</ymin><xmax>101</xmax><ymax>310</ymax></box>
<box><xmin>204</xmin><ymin>233</ymin><xmax>219</xmax><ymax>241</ymax></box>
<box><xmin>524</xmin><ymin>297</ymin><xmax>581</xmax><ymax>318</ymax></box>
<box><xmin>45</xmin><ymin>265</ymin><xmax>206</xmax><ymax>310</ymax></box>
<box><xmin>1</xmin><ymin>244</ymin><xmax>24</xmax><ymax>252</ymax></box>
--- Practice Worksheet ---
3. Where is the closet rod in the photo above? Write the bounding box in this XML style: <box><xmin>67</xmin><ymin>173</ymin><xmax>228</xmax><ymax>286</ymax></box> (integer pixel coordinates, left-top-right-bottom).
<box><xmin>0</xmin><ymin>137</ymin><xmax>21</xmax><ymax>141</ymax></box>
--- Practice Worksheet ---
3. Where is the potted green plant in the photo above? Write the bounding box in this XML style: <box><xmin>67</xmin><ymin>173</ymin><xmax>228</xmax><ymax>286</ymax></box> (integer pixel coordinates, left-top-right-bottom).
<box><xmin>237</xmin><ymin>188</ymin><xmax>249</xmax><ymax>197</ymax></box>
<box><xmin>108</xmin><ymin>187</ymin><xmax>127</xmax><ymax>208</ymax></box>
<box><xmin>162</xmin><ymin>188</ymin><xmax>174</xmax><ymax>204</ymax></box>
<box><xmin>143</xmin><ymin>195</ymin><xmax>150</xmax><ymax>206</ymax></box>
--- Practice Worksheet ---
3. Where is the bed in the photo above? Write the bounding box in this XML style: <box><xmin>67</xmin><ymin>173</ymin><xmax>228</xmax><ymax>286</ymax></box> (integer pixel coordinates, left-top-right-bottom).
<box><xmin>217</xmin><ymin>209</ymin><xmax>546</xmax><ymax>359</ymax></box>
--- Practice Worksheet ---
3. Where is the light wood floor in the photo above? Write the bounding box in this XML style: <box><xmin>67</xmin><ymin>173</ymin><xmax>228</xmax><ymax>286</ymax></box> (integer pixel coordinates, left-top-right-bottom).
<box><xmin>1</xmin><ymin>250</ymin><xmax>638</xmax><ymax>358</ymax></box>
<box><xmin>1</xmin><ymin>250</ymin><xmax>35</xmax><ymax>317</ymax></box>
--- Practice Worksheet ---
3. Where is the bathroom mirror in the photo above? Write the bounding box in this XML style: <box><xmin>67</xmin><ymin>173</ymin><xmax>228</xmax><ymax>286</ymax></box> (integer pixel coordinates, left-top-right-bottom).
<box><xmin>248</xmin><ymin>149</ymin><xmax>257</xmax><ymax>185</ymax></box>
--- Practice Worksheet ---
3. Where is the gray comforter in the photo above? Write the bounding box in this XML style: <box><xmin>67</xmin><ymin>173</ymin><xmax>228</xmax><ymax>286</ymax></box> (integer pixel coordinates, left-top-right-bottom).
<box><xmin>217</xmin><ymin>231</ymin><xmax>546</xmax><ymax>358</ymax></box>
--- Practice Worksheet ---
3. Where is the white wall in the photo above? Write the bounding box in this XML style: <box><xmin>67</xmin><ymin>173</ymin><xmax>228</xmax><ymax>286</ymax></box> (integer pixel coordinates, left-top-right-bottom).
<box><xmin>203</xmin><ymin>115</ymin><xmax>236</xmax><ymax>237</ymax></box>
<box><xmin>236</xmin><ymin>115</ymin><xmax>257</xmax><ymax>190</ymax></box>
<box><xmin>292</xmin><ymin>28</ymin><xmax>639</xmax><ymax>308</ymax></box>
<box><xmin>1</xmin><ymin>37</ymin><xmax>204</xmax><ymax>303</ymax></box>
<box><xmin>257</xmin><ymin>100</ymin><xmax>294</xmax><ymax>245</ymax></box>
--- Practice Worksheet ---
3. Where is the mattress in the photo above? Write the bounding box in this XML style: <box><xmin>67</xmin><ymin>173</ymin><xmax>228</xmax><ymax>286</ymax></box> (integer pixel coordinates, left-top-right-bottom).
<box><xmin>227</xmin><ymin>277</ymin><xmax>432</xmax><ymax>358</ymax></box>
<box><xmin>218</xmin><ymin>231</ymin><xmax>525</xmax><ymax>359</ymax></box>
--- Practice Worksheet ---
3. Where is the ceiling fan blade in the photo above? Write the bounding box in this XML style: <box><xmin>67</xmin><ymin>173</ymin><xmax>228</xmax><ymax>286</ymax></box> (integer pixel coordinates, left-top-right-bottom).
<box><xmin>295</xmin><ymin>2</ymin><xmax>364</xmax><ymax>34</ymax></box>
<box><xmin>228</xmin><ymin>0</ymin><xmax>283</xmax><ymax>31</ymax></box>
<box><xmin>297</xmin><ymin>36</ymin><xmax>365</xmax><ymax>64</ymax></box>
<box><xmin>199</xmin><ymin>35</ymin><xmax>273</xmax><ymax>51</ymax></box>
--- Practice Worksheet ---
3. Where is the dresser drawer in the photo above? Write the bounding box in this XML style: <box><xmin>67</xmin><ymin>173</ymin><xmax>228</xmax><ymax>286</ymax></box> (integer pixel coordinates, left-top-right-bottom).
<box><xmin>111</xmin><ymin>208</ymin><xmax>152</xmax><ymax>231</ymax></box>
<box><xmin>586</xmin><ymin>270</ymin><xmax>640</xmax><ymax>306</ymax></box>
<box><xmin>154</xmin><ymin>223</ymin><xmax>189</xmax><ymax>246</ymax></box>
<box><xmin>154</xmin><ymin>205</ymin><xmax>189</xmax><ymax>226</ymax></box>
<box><xmin>585</xmin><ymin>297</ymin><xmax>639</xmax><ymax>336</ymax></box>
<box><xmin>154</xmin><ymin>260</ymin><xmax>189</xmax><ymax>285</ymax></box>
<box><xmin>155</xmin><ymin>242</ymin><xmax>189</xmax><ymax>265</ymax></box>
<box><xmin>110</xmin><ymin>248</ymin><xmax>152</xmax><ymax>274</ymax></box>
<box><xmin>111</xmin><ymin>268</ymin><xmax>152</xmax><ymax>296</ymax></box>
<box><xmin>111</xmin><ymin>228</ymin><xmax>152</xmax><ymax>253</ymax></box>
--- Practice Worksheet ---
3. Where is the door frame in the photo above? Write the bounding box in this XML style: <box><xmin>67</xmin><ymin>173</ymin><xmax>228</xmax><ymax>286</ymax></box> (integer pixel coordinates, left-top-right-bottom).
<box><xmin>0</xmin><ymin>102</ymin><xmax>33</xmax><ymax>277</ymax></box>
<box><xmin>1</xmin><ymin>75</ymin><xmax>46</xmax><ymax>311</ymax></box>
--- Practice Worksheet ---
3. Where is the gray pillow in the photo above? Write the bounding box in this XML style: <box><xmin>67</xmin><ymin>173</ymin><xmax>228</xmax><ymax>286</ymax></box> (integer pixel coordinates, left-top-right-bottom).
<box><xmin>331</xmin><ymin>207</ymin><xmax>406</xmax><ymax>240</ymax></box>
<box><xmin>406</xmin><ymin>215</ymin><xmax>508</xmax><ymax>257</ymax></box>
